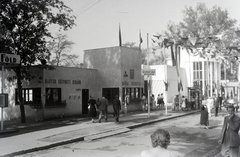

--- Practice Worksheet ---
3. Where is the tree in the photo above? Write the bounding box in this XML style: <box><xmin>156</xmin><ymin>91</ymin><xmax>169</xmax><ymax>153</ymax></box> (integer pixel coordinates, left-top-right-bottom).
<box><xmin>123</xmin><ymin>42</ymin><xmax>137</xmax><ymax>48</ymax></box>
<box><xmin>47</xmin><ymin>33</ymin><xmax>80</xmax><ymax>67</ymax></box>
<box><xmin>161</xmin><ymin>3</ymin><xmax>238</xmax><ymax>80</ymax></box>
<box><xmin>0</xmin><ymin>0</ymin><xmax>75</xmax><ymax>123</ymax></box>
<box><xmin>123</xmin><ymin>42</ymin><xmax>168</xmax><ymax>65</ymax></box>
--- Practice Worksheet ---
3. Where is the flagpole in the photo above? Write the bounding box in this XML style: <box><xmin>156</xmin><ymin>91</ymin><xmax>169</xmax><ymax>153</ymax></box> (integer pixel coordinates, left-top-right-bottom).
<box><xmin>147</xmin><ymin>33</ymin><xmax>150</xmax><ymax>117</ymax></box>
<box><xmin>119</xmin><ymin>23</ymin><xmax>122</xmax><ymax>46</ymax></box>
<box><xmin>139</xmin><ymin>30</ymin><xmax>143</xmax><ymax>98</ymax></box>
<box><xmin>164</xmin><ymin>44</ymin><xmax>168</xmax><ymax>114</ymax></box>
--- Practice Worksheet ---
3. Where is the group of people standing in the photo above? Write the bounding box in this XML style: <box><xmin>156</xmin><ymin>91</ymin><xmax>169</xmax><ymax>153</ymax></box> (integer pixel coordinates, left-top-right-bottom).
<box><xmin>141</xmin><ymin>93</ymin><xmax>165</xmax><ymax>111</ymax></box>
<box><xmin>88</xmin><ymin>95</ymin><xmax>121</xmax><ymax>123</ymax></box>
<box><xmin>171</xmin><ymin>95</ymin><xmax>188</xmax><ymax>111</ymax></box>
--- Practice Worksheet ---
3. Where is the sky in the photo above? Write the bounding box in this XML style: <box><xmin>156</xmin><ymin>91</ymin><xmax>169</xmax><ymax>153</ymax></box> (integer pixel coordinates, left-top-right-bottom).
<box><xmin>49</xmin><ymin>0</ymin><xmax>240</xmax><ymax>63</ymax></box>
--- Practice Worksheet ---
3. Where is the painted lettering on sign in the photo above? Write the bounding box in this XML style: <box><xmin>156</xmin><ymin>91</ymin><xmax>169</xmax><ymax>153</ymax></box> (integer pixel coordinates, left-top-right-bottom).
<box><xmin>72</xmin><ymin>80</ymin><xmax>81</xmax><ymax>84</ymax></box>
<box><xmin>58</xmin><ymin>79</ymin><xmax>71</xmax><ymax>84</ymax></box>
<box><xmin>142</xmin><ymin>69</ymin><xmax>156</xmax><ymax>75</ymax></box>
<box><xmin>45</xmin><ymin>79</ymin><xmax>57</xmax><ymax>84</ymax></box>
<box><xmin>131</xmin><ymin>82</ymin><xmax>141</xmax><ymax>86</ymax></box>
<box><xmin>0</xmin><ymin>53</ymin><xmax>20</xmax><ymax>64</ymax></box>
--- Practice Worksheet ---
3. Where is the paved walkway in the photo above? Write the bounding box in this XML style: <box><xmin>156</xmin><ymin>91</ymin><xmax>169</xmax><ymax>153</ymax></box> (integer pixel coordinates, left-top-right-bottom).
<box><xmin>0</xmin><ymin>107</ymin><xmax>199</xmax><ymax>157</ymax></box>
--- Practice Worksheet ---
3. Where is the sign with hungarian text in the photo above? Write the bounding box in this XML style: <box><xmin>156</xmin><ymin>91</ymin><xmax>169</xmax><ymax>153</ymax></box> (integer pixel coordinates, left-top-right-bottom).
<box><xmin>142</xmin><ymin>69</ymin><xmax>156</xmax><ymax>75</ymax></box>
<box><xmin>0</xmin><ymin>53</ymin><xmax>20</xmax><ymax>64</ymax></box>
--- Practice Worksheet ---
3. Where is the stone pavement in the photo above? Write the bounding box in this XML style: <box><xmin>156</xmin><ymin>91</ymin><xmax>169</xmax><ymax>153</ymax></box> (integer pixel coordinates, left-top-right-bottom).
<box><xmin>0</xmin><ymin>106</ymin><xmax>199</xmax><ymax>157</ymax></box>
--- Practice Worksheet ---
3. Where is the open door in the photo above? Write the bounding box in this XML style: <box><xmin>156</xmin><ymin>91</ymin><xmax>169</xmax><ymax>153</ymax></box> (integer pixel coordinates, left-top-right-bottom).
<box><xmin>82</xmin><ymin>89</ymin><xmax>89</xmax><ymax>114</ymax></box>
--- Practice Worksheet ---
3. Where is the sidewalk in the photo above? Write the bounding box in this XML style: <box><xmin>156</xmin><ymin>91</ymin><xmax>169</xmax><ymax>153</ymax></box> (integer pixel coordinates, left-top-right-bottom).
<box><xmin>0</xmin><ymin>107</ymin><xmax>199</xmax><ymax>157</ymax></box>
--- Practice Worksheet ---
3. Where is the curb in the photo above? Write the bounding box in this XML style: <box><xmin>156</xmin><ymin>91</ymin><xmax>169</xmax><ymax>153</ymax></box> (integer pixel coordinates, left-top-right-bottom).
<box><xmin>0</xmin><ymin>128</ymin><xmax>19</xmax><ymax>135</ymax></box>
<box><xmin>1</xmin><ymin>110</ymin><xmax>199</xmax><ymax>157</ymax></box>
<box><xmin>1</xmin><ymin>136</ymin><xmax>84</xmax><ymax>157</ymax></box>
<box><xmin>128</xmin><ymin>110</ymin><xmax>200</xmax><ymax>129</ymax></box>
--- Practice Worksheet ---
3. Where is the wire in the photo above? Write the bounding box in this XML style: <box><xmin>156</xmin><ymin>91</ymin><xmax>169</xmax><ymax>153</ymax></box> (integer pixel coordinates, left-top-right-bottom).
<box><xmin>75</xmin><ymin>0</ymin><xmax>101</xmax><ymax>17</ymax></box>
<box><xmin>49</xmin><ymin>0</ymin><xmax>102</xmax><ymax>31</ymax></box>
<box><xmin>74</xmin><ymin>0</ymin><xmax>97</xmax><ymax>15</ymax></box>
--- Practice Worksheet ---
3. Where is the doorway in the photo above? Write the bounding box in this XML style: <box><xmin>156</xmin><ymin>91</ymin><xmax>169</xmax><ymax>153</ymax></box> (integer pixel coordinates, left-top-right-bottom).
<box><xmin>82</xmin><ymin>89</ymin><xmax>89</xmax><ymax>114</ymax></box>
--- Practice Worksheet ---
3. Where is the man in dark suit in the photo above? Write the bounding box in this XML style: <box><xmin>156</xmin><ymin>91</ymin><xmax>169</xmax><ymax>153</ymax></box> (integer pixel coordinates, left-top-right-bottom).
<box><xmin>214</xmin><ymin>94</ymin><xmax>220</xmax><ymax>117</ymax></box>
<box><xmin>219</xmin><ymin>105</ymin><xmax>240</xmax><ymax>157</ymax></box>
<box><xmin>113</xmin><ymin>95</ymin><xmax>121</xmax><ymax>123</ymax></box>
<box><xmin>218</xmin><ymin>94</ymin><xmax>223</xmax><ymax>110</ymax></box>
<box><xmin>98</xmin><ymin>96</ymin><xmax>108</xmax><ymax>123</ymax></box>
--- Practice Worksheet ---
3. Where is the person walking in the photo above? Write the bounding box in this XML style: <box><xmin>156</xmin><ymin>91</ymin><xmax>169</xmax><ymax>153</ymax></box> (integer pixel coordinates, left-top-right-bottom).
<box><xmin>88</xmin><ymin>96</ymin><xmax>97</xmax><ymax>123</ymax></box>
<box><xmin>199</xmin><ymin>105</ymin><xmax>209</xmax><ymax>129</ymax></box>
<box><xmin>219</xmin><ymin>94</ymin><xmax>223</xmax><ymax>111</ymax></box>
<box><xmin>150</xmin><ymin>94</ymin><xmax>154</xmax><ymax>110</ymax></box>
<box><xmin>158</xmin><ymin>93</ymin><xmax>165</xmax><ymax>109</ymax></box>
<box><xmin>156</xmin><ymin>94</ymin><xmax>161</xmax><ymax>109</ymax></box>
<box><xmin>98</xmin><ymin>96</ymin><xmax>108</xmax><ymax>123</ymax></box>
<box><xmin>206</xmin><ymin>97</ymin><xmax>214</xmax><ymax>117</ymax></box>
<box><xmin>172</xmin><ymin>95</ymin><xmax>176</xmax><ymax>111</ymax></box>
<box><xmin>218</xmin><ymin>105</ymin><xmax>240</xmax><ymax>157</ymax></box>
<box><xmin>141</xmin><ymin>94</ymin><xmax>147</xmax><ymax>111</ymax></box>
<box><xmin>124</xmin><ymin>93</ymin><xmax>129</xmax><ymax>114</ymax></box>
<box><xmin>213</xmin><ymin>94</ymin><xmax>220</xmax><ymax>117</ymax></box>
<box><xmin>113</xmin><ymin>95</ymin><xmax>121</xmax><ymax>123</ymax></box>
<box><xmin>233</xmin><ymin>94</ymin><xmax>239</xmax><ymax>112</ymax></box>
<box><xmin>181</xmin><ymin>96</ymin><xmax>186</xmax><ymax>111</ymax></box>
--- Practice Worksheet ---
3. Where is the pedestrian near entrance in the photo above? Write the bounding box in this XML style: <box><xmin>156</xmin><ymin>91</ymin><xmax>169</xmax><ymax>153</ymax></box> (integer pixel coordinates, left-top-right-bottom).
<box><xmin>98</xmin><ymin>96</ymin><xmax>108</xmax><ymax>123</ymax></box>
<box><xmin>219</xmin><ymin>105</ymin><xmax>240</xmax><ymax>157</ymax></box>
<box><xmin>124</xmin><ymin>93</ymin><xmax>129</xmax><ymax>114</ymax></box>
<box><xmin>181</xmin><ymin>96</ymin><xmax>186</xmax><ymax>111</ymax></box>
<box><xmin>172</xmin><ymin>96</ymin><xmax>176</xmax><ymax>111</ymax></box>
<box><xmin>113</xmin><ymin>95</ymin><xmax>121</xmax><ymax>123</ymax></box>
<box><xmin>157</xmin><ymin>93</ymin><xmax>165</xmax><ymax>109</ymax></box>
<box><xmin>214</xmin><ymin>94</ymin><xmax>220</xmax><ymax>117</ymax></box>
<box><xmin>199</xmin><ymin>105</ymin><xmax>209</xmax><ymax>129</ymax></box>
<box><xmin>233</xmin><ymin>94</ymin><xmax>239</xmax><ymax>112</ymax></box>
<box><xmin>206</xmin><ymin>98</ymin><xmax>214</xmax><ymax>117</ymax></box>
<box><xmin>219</xmin><ymin>94</ymin><xmax>223</xmax><ymax>110</ymax></box>
<box><xmin>88</xmin><ymin>96</ymin><xmax>97</xmax><ymax>123</ymax></box>
<box><xmin>150</xmin><ymin>94</ymin><xmax>154</xmax><ymax>110</ymax></box>
<box><xmin>141</xmin><ymin>128</ymin><xmax>177</xmax><ymax>157</ymax></box>
<box><xmin>141</xmin><ymin>94</ymin><xmax>147</xmax><ymax>111</ymax></box>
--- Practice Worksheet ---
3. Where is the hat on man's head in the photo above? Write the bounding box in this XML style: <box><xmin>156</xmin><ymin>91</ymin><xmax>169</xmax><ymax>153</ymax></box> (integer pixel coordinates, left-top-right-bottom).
<box><xmin>224</xmin><ymin>99</ymin><xmax>237</xmax><ymax>108</ymax></box>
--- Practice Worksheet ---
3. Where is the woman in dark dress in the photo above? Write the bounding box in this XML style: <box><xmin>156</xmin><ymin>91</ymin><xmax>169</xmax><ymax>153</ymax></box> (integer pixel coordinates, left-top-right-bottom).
<box><xmin>88</xmin><ymin>96</ymin><xmax>97</xmax><ymax>123</ymax></box>
<box><xmin>200</xmin><ymin>105</ymin><xmax>209</xmax><ymax>129</ymax></box>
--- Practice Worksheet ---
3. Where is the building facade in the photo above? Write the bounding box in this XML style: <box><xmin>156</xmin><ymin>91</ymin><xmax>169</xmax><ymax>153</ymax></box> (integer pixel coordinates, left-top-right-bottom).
<box><xmin>84</xmin><ymin>46</ymin><xmax>144</xmax><ymax>110</ymax></box>
<box><xmin>1</xmin><ymin>46</ymin><xmax>144</xmax><ymax>121</ymax></box>
<box><xmin>1</xmin><ymin>45</ymin><xmax>223</xmax><ymax>121</ymax></box>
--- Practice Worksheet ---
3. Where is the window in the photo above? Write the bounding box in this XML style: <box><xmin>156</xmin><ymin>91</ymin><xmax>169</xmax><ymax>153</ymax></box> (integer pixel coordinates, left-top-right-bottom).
<box><xmin>46</xmin><ymin>88</ymin><xmax>61</xmax><ymax>106</ymax></box>
<box><xmin>193</xmin><ymin>61</ymin><xmax>202</xmax><ymax>88</ymax></box>
<box><xmin>15</xmin><ymin>88</ymin><xmax>41</xmax><ymax>106</ymax></box>
<box><xmin>122</xmin><ymin>87</ymin><xmax>143</xmax><ymax>102</ymax></box>
<box><xmin>102</xmin><ymin>88</ymin><xmax>119</xmax><ymax>103</ymax></box>
<box><xmin>130</xmin><ymin>69</ymin><xmax>134</xmax><ymax>79</ymax></box>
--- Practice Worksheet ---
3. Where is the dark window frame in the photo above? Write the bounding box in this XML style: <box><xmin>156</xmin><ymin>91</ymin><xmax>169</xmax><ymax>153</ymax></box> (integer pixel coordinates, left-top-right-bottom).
<box><xmin>15</xmin><ymin>88</ymin><xmax>42</xmax><ymax>107</ymax></box>
<box><xmin>102</xmin><ymin>88</ymin><xmax>119</xmax><ymax>103</ymax></box>
<box><xmin>45</xmin><ymin>88</ymin><xmax>62</xmax><ymax>106</ymax></box>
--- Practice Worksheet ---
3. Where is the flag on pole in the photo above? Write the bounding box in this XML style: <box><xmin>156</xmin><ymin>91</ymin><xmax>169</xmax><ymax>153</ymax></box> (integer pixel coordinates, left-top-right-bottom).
<box><xmin>119</xmin><ymin>24</ymin><xmax>122</xmax><ymax>46</ymax></box>
<box><xmin>164</xmin><ymin>81</ymin><xmax>168</xmax><ymax>91</ymax></box>
<box><xmin>175</xmin><ymin>45</ymin><xmax>183</xmax><ymax>92</ymax></box>
<box><xmin>139</xmin><ymin>30</ymin><xmax>143</xmax><ymax>50</ymax></box>
<box><xmin>178</xmin><ymin>78</ymin><xmax>183</xmax><ymax>92</ymax></box>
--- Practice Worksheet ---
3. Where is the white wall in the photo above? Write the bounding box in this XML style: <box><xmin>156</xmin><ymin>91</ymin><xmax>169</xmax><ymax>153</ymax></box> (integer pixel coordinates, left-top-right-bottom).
<box><xmin>147</xmin><ymin>65</ymin><xmax>187</xmax><ymax>103</ymax></box>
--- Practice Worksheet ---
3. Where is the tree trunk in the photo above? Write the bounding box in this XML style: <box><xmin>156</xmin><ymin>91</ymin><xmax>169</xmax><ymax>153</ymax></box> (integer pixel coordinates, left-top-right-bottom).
<box><xmin>17</xmin><ymin>67</ymin><xmax>26</xmax><ymax>123</ymax></box>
